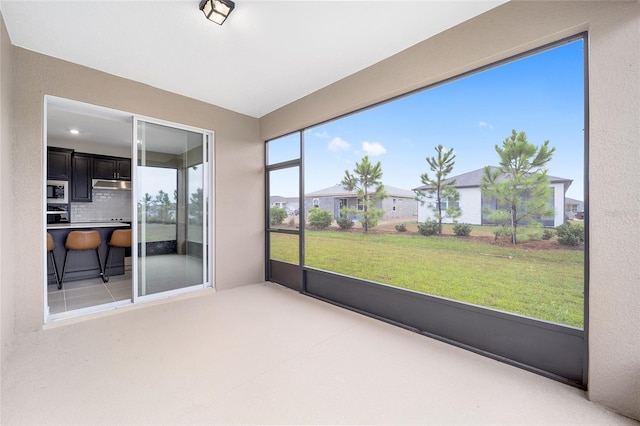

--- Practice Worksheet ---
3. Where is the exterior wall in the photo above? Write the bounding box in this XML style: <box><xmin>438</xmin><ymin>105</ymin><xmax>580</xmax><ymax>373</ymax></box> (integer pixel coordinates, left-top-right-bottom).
<box><xmin>306</xmin><ymin>195</ymin><xmax>415</xmax><ymax>222</ymax></box>
<box><xmin>552</xmin><ymin>182</ymin><xmax>566</xmax><ymax>226</ymax></box>
<box><xmin>380</xmin><ymin>196</ymin><xmax>416</xmax><ymax>221</ymax></box>
<box><xmin>304</xmin><ymin>196</ymin><xmax>339</xmax><ymax>219</ymax></box>
<box><xmin>0</xmin><ymin>12</ymin><xmax>15</xmax><ymax>369</ymax></box>
<box><xmin>12</xmin><ymin>47</ymin><xmax>262</xmax><ymax>335</ymax></box>
<box><xmin>417</xmin><ymin>187</ymin><xmax>481</xmax><ymax>224</ymax></box>
<box><xmin>259</xmin><ymin>2</ymin><xmax>640</xmax><ymax>420</ymax></box>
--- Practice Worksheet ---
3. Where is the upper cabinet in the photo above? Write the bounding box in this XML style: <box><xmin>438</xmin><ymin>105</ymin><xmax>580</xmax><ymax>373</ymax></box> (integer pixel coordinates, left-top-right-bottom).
<box><xmin>47</xmin><ymin>147</ymin><xmax>72</xmax><ymax>180</ymax></box>
<box><xmin>93</xmin><ymin>156</ymin><xmax>131</xmax><ymax>180</ymax></box>
<box><xmin>71</xmin><ymin>154</ymin><xmax>93</xmax><ymax>202</ymax></box>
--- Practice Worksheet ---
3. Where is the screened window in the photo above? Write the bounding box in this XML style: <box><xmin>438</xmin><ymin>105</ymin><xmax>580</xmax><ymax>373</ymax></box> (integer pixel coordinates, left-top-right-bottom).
<box><xmin>300</xmin><ymin>38</ymin><xmax>585</xmax><ymax>328</ymax></box>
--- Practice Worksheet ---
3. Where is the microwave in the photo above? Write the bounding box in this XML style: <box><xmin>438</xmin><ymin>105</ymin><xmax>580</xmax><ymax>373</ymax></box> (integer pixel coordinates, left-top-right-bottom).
<box><xmin>46</xmin><ymin>180</ymin><xmax>68</xmax><ymax>204</ymax></box>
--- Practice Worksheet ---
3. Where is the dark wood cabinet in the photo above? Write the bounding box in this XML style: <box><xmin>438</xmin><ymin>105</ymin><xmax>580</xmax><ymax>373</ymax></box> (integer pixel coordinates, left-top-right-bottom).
<box><xmin>116</xmin><ymin>158</ymin><xmax>131</xmax><ymax>180</ymax></box>
<box><xmin>71</xmin><ymin>154</ymin><xmax>93</xmax><ymax>202</ymax></box>
<box><xmin>93</xmin><ymin>156</ymin><xmax>131</xmax><ymax>180</ymax></box>
<box><xmin>47</xmin><ymin>147</ymin><xmax>72</xmax><ymax>180</ymax></box>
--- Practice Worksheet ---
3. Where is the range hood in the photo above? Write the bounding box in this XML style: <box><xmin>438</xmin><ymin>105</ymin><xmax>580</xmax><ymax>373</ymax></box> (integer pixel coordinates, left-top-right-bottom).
<box><xmin>92</xmin><ymin>179</ymin><xmax>132</xmax><ymax>190</ymax></box>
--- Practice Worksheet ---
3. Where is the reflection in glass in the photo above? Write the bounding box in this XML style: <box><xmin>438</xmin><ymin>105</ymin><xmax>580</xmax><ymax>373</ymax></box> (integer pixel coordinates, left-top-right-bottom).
<box><xmin>137</xmin><ymin>121</ymin><xmax>205</xmax><ymax>297</ymax></box>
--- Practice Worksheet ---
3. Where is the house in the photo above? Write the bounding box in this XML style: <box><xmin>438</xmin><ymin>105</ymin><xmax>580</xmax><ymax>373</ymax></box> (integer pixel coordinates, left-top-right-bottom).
<box><xmin>565</xmin><ymin>197</ymin><xmax>585</xmax><ymax>218</ymax></box>
<box><xmin>1</xmin><ymin>1</ymin><xmax>639</xmax><ymax>423</ymax></box>
<box><xmin>304</xmin><ymin>184</ymin><xmax>417</xmax><ymax>222</ymax></box>
<box><xmin>414</xmin><ymin>167</ymin><xmax>572</xmax><ymax>227</ymax></box>
<box><xmin>269</xmin><ymin>195</ymin><xmax>299</xmax><ymax>214</ymax></box>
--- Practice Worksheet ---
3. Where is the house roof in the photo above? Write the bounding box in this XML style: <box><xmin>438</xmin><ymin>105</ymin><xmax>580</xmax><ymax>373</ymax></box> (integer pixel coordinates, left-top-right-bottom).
<box><xmin>306</xmin><ymin>184</ymin><xmax>415</xmax><ymax>199</ymax></box>
<box><xmin>565</xmin><ymin>197</ymin><xmax>584</xmax><ymax>204</ymax></box>
<box><xmin>413</xmin><ymin>166</ymin><xmax>573</xmax><ymax>191</ymax></box>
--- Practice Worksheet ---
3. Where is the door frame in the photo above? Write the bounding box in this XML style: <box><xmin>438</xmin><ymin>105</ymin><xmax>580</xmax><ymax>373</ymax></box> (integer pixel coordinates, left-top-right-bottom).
<box><xmin>43</xmin><ymin>96</ymin><xmax>215</xmax><ymax>323</ymax></box>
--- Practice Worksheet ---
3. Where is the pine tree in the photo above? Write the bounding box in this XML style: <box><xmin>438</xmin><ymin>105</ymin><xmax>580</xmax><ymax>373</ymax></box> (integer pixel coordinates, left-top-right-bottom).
<box><xmin>481</xmin><ymin>129</ymin><xmax>555</xmax><ymax>244</ymax></box>
<box><xmin>341</xmin><ymin>155</ymin><xmax>387</xmax><ymax>232</ymax></box>
<box><xmin>416</xmin><ymin>145</ymin><xmax>461</xmax><ymax>234</ymax></box>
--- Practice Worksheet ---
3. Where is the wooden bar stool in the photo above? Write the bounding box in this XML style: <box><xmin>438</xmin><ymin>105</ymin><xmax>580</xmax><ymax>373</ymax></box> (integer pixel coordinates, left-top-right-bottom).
<box><xmin>103</xmin><ymin>229</ymin><xmax>131</xmax><ymax>283</ymax></box>
<box><xmin>60</xmin><ymin>230</ymin><xmax>104</xmax><ymax>288</ymax></box>
<box><xmin>47</xmin><ymin>233</ymin><xmax>61</xmax><ymax>290</ymax></box>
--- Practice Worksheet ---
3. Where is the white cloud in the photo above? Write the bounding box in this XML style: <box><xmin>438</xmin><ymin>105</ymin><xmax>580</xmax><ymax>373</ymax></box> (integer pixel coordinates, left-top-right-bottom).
<box><xmin>328</xmin><ymin>137</ymin><xmax>350</xmax><ymax>151</ymax></box>
<box><xmin>315</xmin><ymin>131</ymin><xmax>331</xmax><ymax>139</ymax></box>
<box><xmin>361</xmin><ymin>141</ymin><xmax>387</xmax><ymax>156</ymax></box>
<box><xmin>479</xmin><ymin>121</ymin><xmax>494</xmax><ymax>129</ymax></box>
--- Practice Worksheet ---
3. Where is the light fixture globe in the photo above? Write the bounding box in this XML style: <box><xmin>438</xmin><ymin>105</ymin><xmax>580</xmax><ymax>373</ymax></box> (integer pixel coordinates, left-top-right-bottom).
<box><xmin>199</xmin><ymin>0</ymin><xmax>235</xmax><ymax>25</ymax></box>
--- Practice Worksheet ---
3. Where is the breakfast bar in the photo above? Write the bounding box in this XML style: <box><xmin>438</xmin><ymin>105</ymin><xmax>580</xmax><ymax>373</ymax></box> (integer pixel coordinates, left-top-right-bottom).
<box><xmin>47</xmin><ymin>222</ymin><xmax>131</xmax><ymax>285</ymax></box>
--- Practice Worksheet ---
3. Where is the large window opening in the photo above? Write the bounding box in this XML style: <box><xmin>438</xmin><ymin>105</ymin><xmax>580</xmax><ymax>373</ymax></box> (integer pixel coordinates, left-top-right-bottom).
<box><xmin>266</xmin><ymin>35</ymin><xmax>587</xmax><ymax>385</ymax></box>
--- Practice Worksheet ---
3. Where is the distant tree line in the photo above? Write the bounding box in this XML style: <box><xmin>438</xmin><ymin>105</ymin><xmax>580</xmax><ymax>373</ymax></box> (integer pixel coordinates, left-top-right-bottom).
<box><xmin>137</xmin><ymin>188</ymin><xmax>203</xmax><ymax>225</ymax></box>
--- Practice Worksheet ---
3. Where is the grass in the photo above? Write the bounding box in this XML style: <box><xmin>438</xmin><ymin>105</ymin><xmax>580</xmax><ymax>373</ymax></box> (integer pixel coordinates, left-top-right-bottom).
<box><xmin>270</xmin><ymin>227</ymin><xmax>584</xmax><ymax>328</ymax></box>
<box><xmin>139</xmin><ymin>223</ymin><xmax>203</xmax><ymax>243</ymax></box>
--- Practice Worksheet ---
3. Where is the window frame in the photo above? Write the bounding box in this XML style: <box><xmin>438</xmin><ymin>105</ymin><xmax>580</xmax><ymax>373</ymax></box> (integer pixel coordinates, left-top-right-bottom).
<box><xmin>264</xmin><ymin>33</ymin><xmax>589</xmax><ymax>388</ymax></box>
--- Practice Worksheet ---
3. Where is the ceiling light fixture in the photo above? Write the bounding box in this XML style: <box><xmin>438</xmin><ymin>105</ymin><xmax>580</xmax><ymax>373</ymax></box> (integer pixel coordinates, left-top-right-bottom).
<box><xmin>199</xmin><ymin>0</ymin><xmax>235</xmax><ymax>25</ymax></box>
<box><xmin>70</xmin><ymin>129</ymin><xmax>79</xmax><ymax>135</ymax></box>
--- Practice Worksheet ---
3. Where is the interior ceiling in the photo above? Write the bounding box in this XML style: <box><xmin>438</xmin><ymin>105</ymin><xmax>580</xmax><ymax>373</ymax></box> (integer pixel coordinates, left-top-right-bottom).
<box><xmin>1</xmin><ymin>0</ymin><xmax>506</xmax><ymax>119</ymax></box>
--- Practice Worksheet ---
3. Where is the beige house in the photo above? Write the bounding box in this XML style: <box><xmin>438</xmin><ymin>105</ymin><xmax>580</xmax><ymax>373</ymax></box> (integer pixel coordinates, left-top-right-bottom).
<box><xmin>1</xmin><ymin>1</ymin><xmax>639</xmax><ymax>423</ymax></box>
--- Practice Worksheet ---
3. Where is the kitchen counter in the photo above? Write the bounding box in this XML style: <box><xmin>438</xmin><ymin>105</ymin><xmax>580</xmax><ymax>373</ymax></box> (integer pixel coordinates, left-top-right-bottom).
<box><xmin>47</xmin><ymin>221</ymin><xmax>130</xmax><ymax>230</ymax></box>
<box><xmin>47</xmin><ymin>224</ymin><xmax>131</xmax><ymax>285</ymax></box>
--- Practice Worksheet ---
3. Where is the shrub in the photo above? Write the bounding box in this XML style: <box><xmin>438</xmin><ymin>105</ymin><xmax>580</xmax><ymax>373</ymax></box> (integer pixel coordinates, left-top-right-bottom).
<box><xmin>542</xmin><ymin>228</ymin><xmax>555</xmax><ymax>240</ymax></box>
<box><xmin>395</xmin><ymin>223</ymin><xmax>407</xmax><ymax>232</ymax></box>
<box><xmin>556</xmin><ymin>222</ymin><xmax>584</xmax><ymax>246</ymax></box>
<box><xmin>336</xmin><ymin>216</ymin><xmax>354</xmax><ymax>230</ymax></box>
<box><xmin>270</xmin><ymin>206</ymin><xmax>287</xmax><ymax>226</ymax></box>
<box><xmin>493</xmin><ymin>225</ymin><xmax>510</xmax><ymax>241</ymax></box>
<box><xmin>417</xmin><ymin>220</ymin><xmax>439</xmax><ymax>236</ymax></box>
<box><xmin>308</xmin><ymin>207</ymin><xmax>333</xmax><ymax>230</ymax></box>
<box><xmin>452</xmin><ymin>223</ymin><xmax>472</xmax><ymax>236</ymax></box>
<box><xmin>361</xmin><ymin>213</ymin><xmax>380</xmax><ymax>230</ymax></box>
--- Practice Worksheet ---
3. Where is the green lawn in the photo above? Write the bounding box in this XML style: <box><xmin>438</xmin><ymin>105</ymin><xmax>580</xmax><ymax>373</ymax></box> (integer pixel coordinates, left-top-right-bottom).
<box><xmin>139</xmin><ymin>223</ymin><xmax>203</xmax><ymax>243</ymax></box>
<box><xmin>270</xmin><ymin>230</ymin><xmax>584</xmax><ymax>328</ymax></box>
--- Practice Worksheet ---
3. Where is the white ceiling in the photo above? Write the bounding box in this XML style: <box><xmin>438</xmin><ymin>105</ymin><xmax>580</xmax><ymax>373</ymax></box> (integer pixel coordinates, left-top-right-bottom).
<box><xmin>1</xmin><ymin>0</ymin><xmax>506</xmax><ymax>119</ymax></box>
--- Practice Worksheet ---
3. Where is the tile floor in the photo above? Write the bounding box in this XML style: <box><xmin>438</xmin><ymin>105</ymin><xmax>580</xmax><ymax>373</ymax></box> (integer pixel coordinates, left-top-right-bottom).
<box><xmin>47</xmin><ymin>255</ymin><xmax>204</xmax><ymax>314</ymax></box>
<box><xmin>47</xmin><ymin>259</ymin><xmax>132</xmax><ymax>314</ymax></box>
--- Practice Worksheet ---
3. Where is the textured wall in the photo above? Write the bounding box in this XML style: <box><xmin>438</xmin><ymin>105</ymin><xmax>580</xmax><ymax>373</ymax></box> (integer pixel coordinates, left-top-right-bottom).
<box><xmin>12</xmin><ymin>47</ymin><xmax>263</xmax><ymax>334</ymax></box>
<box><xmin>0</xmin><ymin>12</ymin><xmax>15</xmax><ymax>368</ymax></box>
<box><xmin>259</xmin><ymin>1</ymin><xmax>640</xmax><ymax>420</ymax></box>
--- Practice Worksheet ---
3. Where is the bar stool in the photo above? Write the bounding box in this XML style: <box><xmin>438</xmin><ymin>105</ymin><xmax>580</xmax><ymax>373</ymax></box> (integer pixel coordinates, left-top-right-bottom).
<box><xmin>60</xmin><ymin>230</ymin><xmax>104</xmax><ymax>289</ymax></box>
<box><xmin>47</xmin><ymin>233</ymin><xmax>61</xmax><ymax>290</ymax></box>
<box><xmin>103</xmin><ymin>229</ymin><xmax>131</xmax><ymax>283</ymax></box>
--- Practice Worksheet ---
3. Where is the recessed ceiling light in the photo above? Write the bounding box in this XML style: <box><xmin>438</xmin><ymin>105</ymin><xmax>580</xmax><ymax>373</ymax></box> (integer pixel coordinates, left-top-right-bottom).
<box><xmin>70</xmin><ymin>129</ymin><xmax>79</xmax><ymax>135</ymax></box>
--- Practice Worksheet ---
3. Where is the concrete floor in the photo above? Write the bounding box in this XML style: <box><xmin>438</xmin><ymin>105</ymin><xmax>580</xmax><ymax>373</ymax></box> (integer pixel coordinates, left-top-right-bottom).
<box><xmin>2</xmin><ymin>283</ymin><xmax>637</xmax><ymax>425</ymax></box>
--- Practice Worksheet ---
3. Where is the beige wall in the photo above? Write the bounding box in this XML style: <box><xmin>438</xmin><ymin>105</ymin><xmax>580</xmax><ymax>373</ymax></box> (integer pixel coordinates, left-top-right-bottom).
<box><xmin>0</xmin><ymin>13</ymin><xmax>15</xmax><ymax>367</ymax></box>
<box><xmin>260</xmin><ymin>1</ymin><xmax>640</xmax><ymax>420</ymax></box>
<box><xmin>11</xmin><ymin>47</ymin><xmax>264</xmax><ymax>334</ymax></box>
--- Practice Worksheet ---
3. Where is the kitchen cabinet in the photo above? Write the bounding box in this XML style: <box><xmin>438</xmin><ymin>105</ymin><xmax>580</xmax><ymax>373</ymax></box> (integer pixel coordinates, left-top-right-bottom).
<box><xmin>71</xmin><ymin>154</ymin><xmax>93</xmax><ymax>202</ymax></box>
<box><xmin>47</xmin><ymin>147</ymin><xmax>72</xmax><ymax>180</ymax></box>
<box><xmin>47</xmin><ymin>223</ymin><xmax>129</xmax><ymax>284</ymax></box>
<box><xmin>93</xmin><ymin>156</ymin><xmax>131</xmax><ymax>180</ymax></box>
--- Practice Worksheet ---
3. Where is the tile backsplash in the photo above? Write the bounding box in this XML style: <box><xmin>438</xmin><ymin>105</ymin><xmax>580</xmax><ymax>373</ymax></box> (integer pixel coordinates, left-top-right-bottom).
<box><xmin>71</xmin><ymin>190</ymin><xmax>132</xmax><ymax>222</ymax></box>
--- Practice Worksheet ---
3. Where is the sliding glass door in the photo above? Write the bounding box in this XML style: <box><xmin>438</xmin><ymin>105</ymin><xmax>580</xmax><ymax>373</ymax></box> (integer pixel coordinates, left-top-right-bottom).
<box><xmin>134</xmin><ymin>119</ymin><xmax>212</xmax><ymax>299</ymax></box>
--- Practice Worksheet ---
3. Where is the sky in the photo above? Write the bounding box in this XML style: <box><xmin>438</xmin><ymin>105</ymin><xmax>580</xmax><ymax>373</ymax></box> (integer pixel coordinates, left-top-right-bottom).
<box><xmin>268</xmin><ymin>38</ymin><xmax>585</xmax><ymax>201</ymax></box>
<box><xmin>137</xmin><ymin>165</ymin><xmax>202</xmax><ymax>204</ymax></box>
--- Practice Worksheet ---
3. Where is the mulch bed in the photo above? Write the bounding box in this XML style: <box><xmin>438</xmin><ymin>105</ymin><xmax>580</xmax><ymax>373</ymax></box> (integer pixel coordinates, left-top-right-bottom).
<box><xmin>316</xmin><ymin>223</ymin><xmax>583</xmax><ymax>251</ymax></box>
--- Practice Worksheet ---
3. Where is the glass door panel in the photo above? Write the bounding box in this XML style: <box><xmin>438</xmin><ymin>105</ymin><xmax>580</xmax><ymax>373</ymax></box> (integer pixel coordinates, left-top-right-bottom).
<box><xmin>135</xmin><ymin>120</ymin><xmax>207</xmax><ymax>297</ymax></box>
